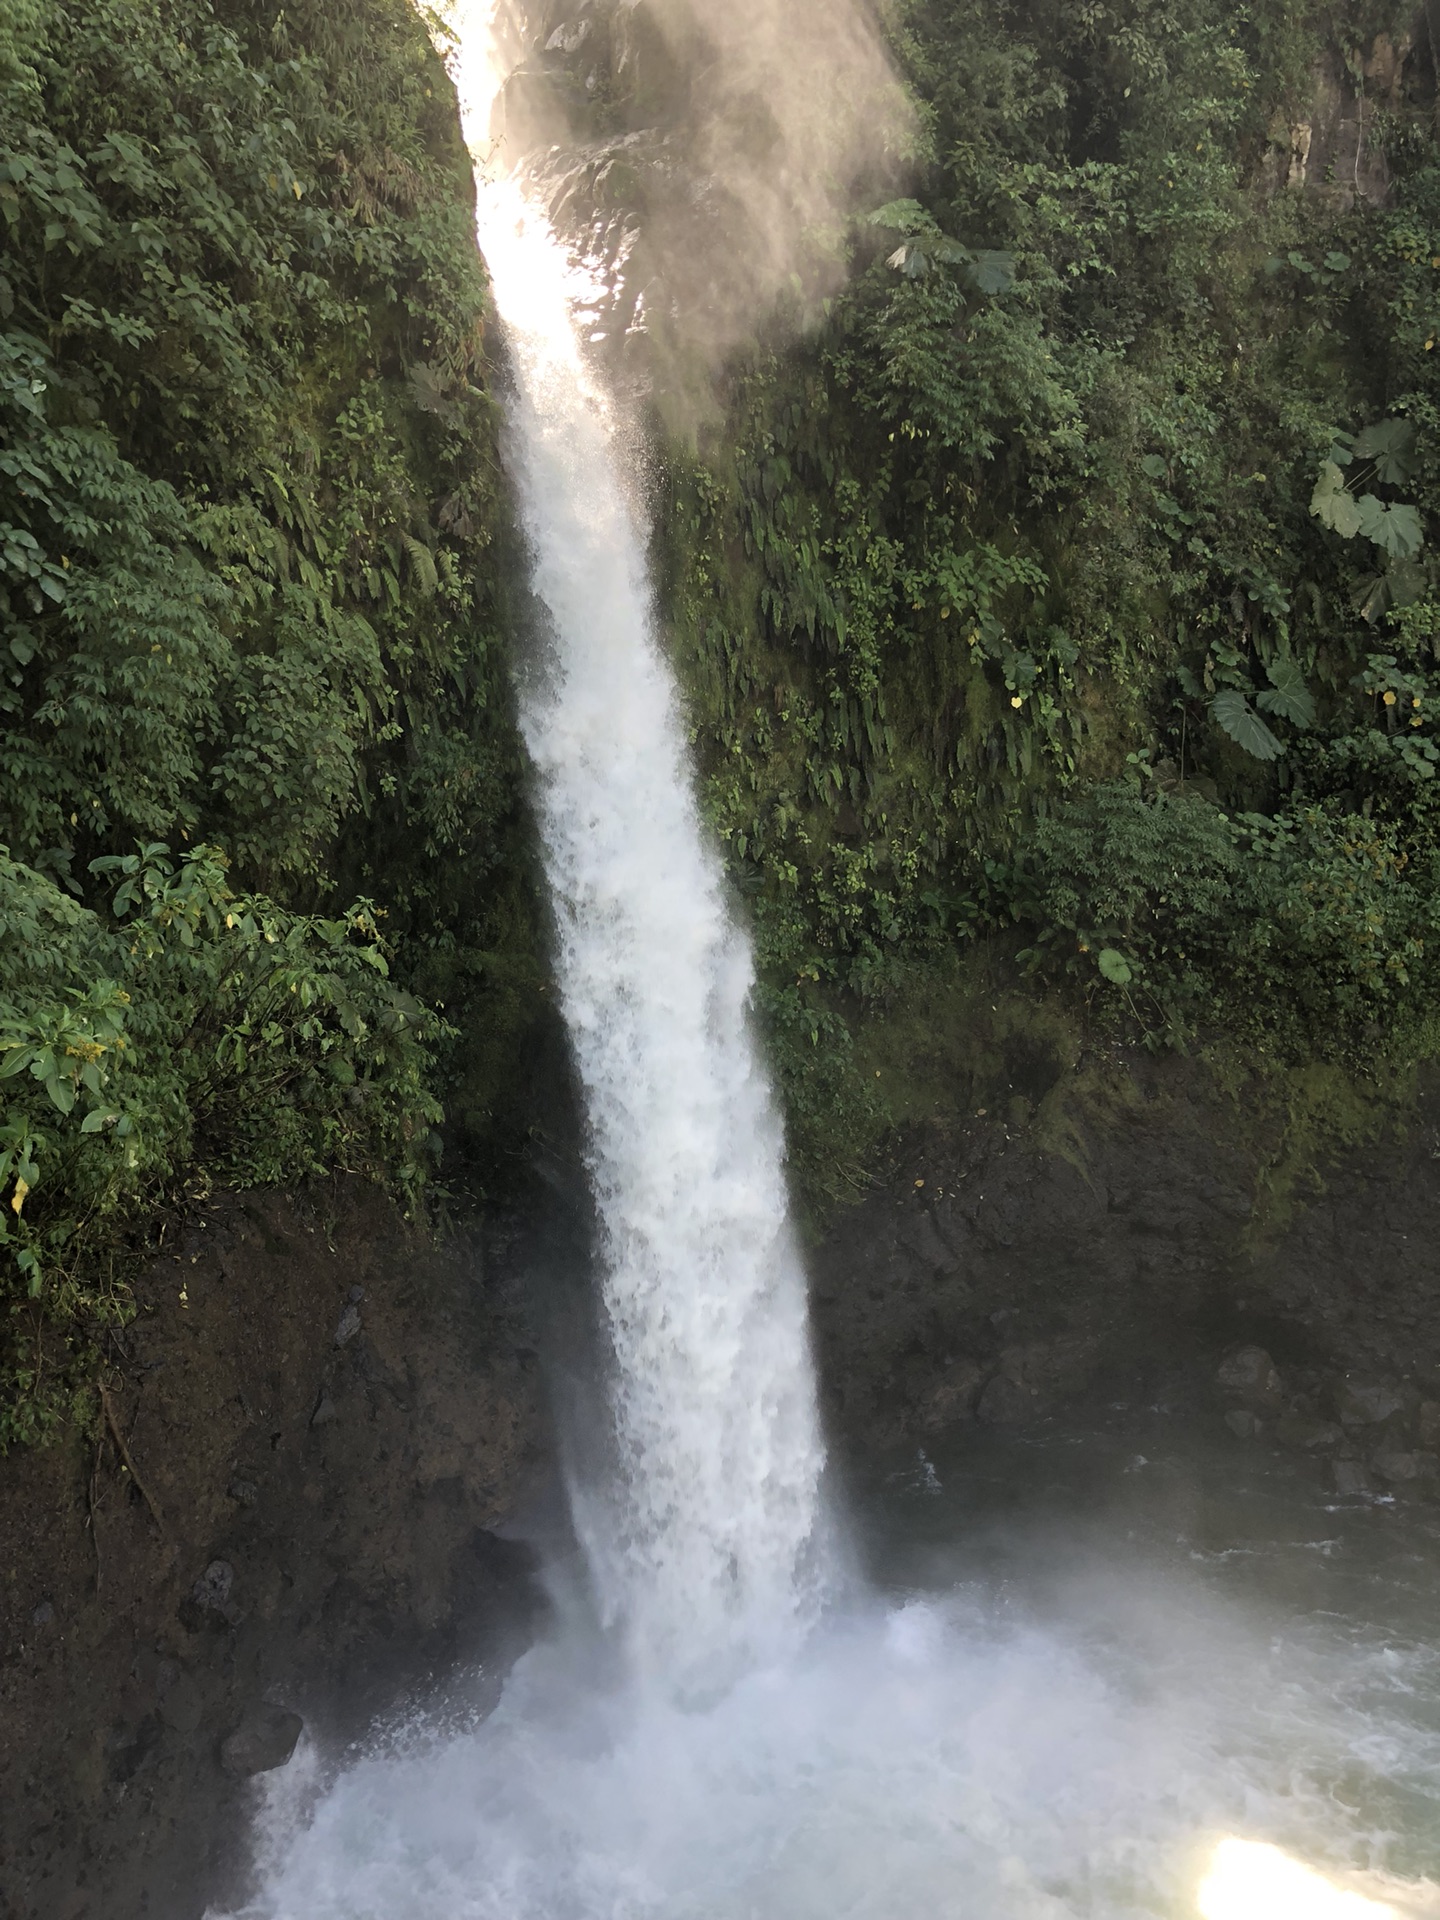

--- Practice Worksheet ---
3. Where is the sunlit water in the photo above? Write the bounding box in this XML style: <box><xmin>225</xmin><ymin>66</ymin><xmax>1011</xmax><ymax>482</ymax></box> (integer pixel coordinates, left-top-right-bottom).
<box><xmin>227</xmin><ymin>1410</ymin><xmax>1440</xmax><ymax>1918</ymax></box>
<box><xmin>217</xmin><ymin>8</ymin><xmax>1440</xmax><ymax>1915</ymax></box>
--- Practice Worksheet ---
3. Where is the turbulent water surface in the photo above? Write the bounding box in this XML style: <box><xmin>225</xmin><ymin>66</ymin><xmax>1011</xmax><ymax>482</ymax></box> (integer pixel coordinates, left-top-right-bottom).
<box><xmin>218</xmin><ymin>10</ymin><xmax>1440</xmax><ymax>1916</ymax></box>
<box><xmin>230</xmin><ymin>1409</ymin><xmax>1440</xmax><ymax>1918</ymax></box>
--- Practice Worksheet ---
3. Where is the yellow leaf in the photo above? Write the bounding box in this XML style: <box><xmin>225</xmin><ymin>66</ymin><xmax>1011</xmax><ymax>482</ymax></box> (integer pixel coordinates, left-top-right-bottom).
<box><xmin>1384</xmin><ymin>690</ymin><xmax>1398</xmax><ymax>706</ymax></box>
<box><xmin>12</xmin><ymin>1177</ymin><xmax>28</xmax><ymax>1215</ymax></box>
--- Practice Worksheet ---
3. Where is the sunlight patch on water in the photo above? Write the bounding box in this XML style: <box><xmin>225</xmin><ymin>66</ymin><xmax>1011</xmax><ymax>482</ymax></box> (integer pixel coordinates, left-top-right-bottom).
<box><xmin>1198</xmin><ymin>1839</ymin><xmax>1404</xmax><ymax>1920</ymax></box>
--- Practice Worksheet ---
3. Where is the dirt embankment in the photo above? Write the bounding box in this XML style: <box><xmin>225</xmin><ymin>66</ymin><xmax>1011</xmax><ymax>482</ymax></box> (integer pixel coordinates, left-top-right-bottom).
<box><xmin>811</xmin><ymin>1057</ymin><xmax>1440</xmax><ymax>1490</ymax></box>
<box><xmin>0</xmin><ymin>1182</ymin><xmax>551</xmax><ymax>1920</ymax></box>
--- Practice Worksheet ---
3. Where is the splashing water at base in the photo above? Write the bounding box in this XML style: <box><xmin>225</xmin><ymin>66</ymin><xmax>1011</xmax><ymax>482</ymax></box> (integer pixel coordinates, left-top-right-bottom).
<box><xmin>226</xmin><ymin>1417</ymin><xmax>1440</xmax><ymax>1919</ymax></box>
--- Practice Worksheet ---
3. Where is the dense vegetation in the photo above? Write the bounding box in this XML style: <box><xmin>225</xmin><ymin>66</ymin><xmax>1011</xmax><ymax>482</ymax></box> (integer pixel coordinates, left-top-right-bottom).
<box><xmin>646</xmin><ymin>0</ymin><xmax>1440</xmax><ymax>1190</ymax></box>
<box><xmin>8</xmin><ymin>0</ymin><xmax>1440</xmax><ymax>1435</ymax></box>
<box><xmin>0</xmin><ymin>0</ymin><xmax>542</xmax><ymax>1439</ymax></box>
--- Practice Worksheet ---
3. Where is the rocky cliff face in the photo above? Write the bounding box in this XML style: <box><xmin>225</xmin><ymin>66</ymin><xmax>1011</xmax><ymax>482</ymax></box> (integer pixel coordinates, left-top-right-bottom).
<box><xmin>811</xmin><ymin>1053</ymin><xmax>1440</xmax><ymax>1501</ymax></box>
<box><xmin>0</xmin><ymin>1183</ymin><xmax>551</xmax><ymax>1920</ymax></box>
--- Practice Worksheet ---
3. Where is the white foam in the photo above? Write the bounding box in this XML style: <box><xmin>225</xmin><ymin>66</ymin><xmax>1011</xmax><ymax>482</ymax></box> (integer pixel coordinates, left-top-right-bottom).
<box><xmin>226</xmin><ymin>1572</ymin><xmax>1440</xmax><ymax>1918</ymax></box>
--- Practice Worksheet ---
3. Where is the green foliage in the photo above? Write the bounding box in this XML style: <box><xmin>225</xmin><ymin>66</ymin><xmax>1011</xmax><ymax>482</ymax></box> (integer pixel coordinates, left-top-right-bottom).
<box><xmin>1210</xmin><ymin>689</ymin><xmax>1284</xmax><ymax>761</ymax></box>
<box><xmin>866</xmin><ymin>198</ymin><xmax>1017</xmax><ymax>294</ymax></box>
<box><xmin>1015</xmin><ymin>781</ymin><xmax>1440</xmax><ymax>1059</ymax></box>
<box><xmin>0</xmin><ymin>843</ymin><xmax>447</xmax><ymax>1444</ymax></box>
<box><xmin>1015</xmin><ymin>783</ymin><xmax>1240</xmax><ymax>1012</ymax></box>
<box><xmin>1310</xmin><ymin>450</ymin><xmax>1423</xmax><ymax>560</ymax></box>
<box><xmin>0</xmin><ymin>0</ymin><xmax>545</xmax><ymax>1435</ymax></box>
<box><xmin>646</xmin><ymin>0</ymin><xmax>1440</xmax><ymax>1191</ymax></box>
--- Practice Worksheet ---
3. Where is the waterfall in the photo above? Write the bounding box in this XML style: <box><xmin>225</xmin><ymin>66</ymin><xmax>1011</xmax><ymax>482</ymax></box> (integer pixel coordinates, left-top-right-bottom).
<box><xmin>457</xmin><ymin>27</ymin><xmax>825</xmax><ymax>1687</ymax></box>
<box><xmin>215</xmin><ymin>18</ymin><xmax>1440</xmax><ymax>1920</ymax></box>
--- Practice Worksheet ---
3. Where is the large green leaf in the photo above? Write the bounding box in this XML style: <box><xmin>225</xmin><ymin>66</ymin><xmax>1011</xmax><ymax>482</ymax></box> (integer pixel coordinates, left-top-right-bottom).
<box><xmin>1210</xmin><ymin>690</ymin><xmax>1283</xmax><ymax>760</ymax></box>
<box><xmin>1353</xmin><ymin>418</ymin><xmax>1417</xmax><ymax>486</ymax></box>
<box><xmin>867</xmin><ymin>199</ymin><xmax>932</xmax><ymax>235</ymax></box>
<box><xmin>1175</xmin><ymin>663</ymin><xmax>1204</xmax><ymax>699</ymax></box>
<box><xmin>1356</xmin><ymin>556</ymin><xmax>1429</xmax><ymax>624</ymax></box>
<box><xmin>1355</xmin><ymin>495</ymin><xmax>1424</xmax><ymax>560</ymax></box>
<box><xmin>1310</xmin><ymin>460</ymin><xmax>1364</xmax><ymax>538</ymax></box>
<box><xmin>884</xmin><ymin>235</ymin><xmax>1012</xmax><ymax>294</ymax></box>
<box><xmin>1255</xmin><ymin>658</ymin><xmax>1315</xmax><ymax>729</ymax></box>
<box><xmin>886</xmin><ymin>242</ymin><xmax>929</xmax><ymax>278</ymax></box>
<box><xmin>968</xmin><ymin>249</ymin><xmax>1016</xmax><ymax>294</ymax></box>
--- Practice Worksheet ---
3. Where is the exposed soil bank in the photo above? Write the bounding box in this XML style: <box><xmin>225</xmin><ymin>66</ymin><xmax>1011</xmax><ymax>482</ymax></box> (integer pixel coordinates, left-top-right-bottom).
<box><xmin>0</xmin><ymin>1182</ymin><xmax>551</xmax><ymax>1920</ymax></box>
<box><xmin>812</xmin><ymin>1054</ymin><xmax>1440</xmax><ymax>1497</ymax></box>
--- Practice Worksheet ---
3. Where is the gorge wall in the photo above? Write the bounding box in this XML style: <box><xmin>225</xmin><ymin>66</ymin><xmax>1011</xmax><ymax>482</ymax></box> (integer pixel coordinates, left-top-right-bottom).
<box><xmin>812</xmin><ymin>1055</ymin><xmax>1440</xmax><ymax>1491</ymax></box>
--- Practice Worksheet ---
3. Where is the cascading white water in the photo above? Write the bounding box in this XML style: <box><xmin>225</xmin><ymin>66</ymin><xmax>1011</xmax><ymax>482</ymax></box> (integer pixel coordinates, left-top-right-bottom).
<box><xmin>455</xmin><ymin>16</ymin><xmax>824</xmax><ymax>1686</ymax></box>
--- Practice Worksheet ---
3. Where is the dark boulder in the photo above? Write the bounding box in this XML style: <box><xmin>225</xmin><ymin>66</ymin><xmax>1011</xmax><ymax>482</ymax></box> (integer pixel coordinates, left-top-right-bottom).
<box><xmin>220</xmin><ymin>1703</ymin><xmax>304</xmax><ymax>1778</ymax></box>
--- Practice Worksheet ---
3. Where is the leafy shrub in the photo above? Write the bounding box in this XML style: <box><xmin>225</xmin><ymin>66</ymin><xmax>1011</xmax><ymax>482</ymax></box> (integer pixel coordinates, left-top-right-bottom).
<box><xmin>1018</xmin><ymin>783</ymin><xmax>1440</xmax><ymax>1059</ymax></box>
<box><xmin>0</xmin><ymin>844</ymin><xmax>448</xmax><ymax>1445</ymax></box>
<box><xmin>1016</xmin><ymin>783</ymin><xmax>1241</xmax><ymax>1013</ymax></box>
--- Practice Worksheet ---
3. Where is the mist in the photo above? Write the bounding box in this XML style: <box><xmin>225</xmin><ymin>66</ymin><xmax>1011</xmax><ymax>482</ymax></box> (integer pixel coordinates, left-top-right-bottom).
<box><xmin>483</xmin><ymin>0</ymin><xmax>914</xmax><ymax>367</ymax></box>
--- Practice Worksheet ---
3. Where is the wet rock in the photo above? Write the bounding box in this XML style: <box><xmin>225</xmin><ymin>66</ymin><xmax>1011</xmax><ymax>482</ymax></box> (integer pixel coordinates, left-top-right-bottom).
<box><xmin>1334</xmin><ymin>1377</ymin><xmax>1410</xmax><ymax>1426</ymax></box>
<box><xmin>107</xmin><ymin>1713</ymin><xmax>163</xmax><ymax>1783</ymax></box>
<box><xmin>310</xmin><ymin>1390</ymin><xmax>339</xmax><ymax>1428</ymax></box>
<box><xmin>227</xmin><ymin>1476</ymin><xmax>259</xmax><ymax>1507</ymax></box>
<box><xmin>1272</xmin><ymin>1415</ymin><xmax>1343</xmax><ymax>1451</ymax></box>
<box><xmin>157</xmin><ymin>1671</ymin><xmax>203</xmax><ymax>1735</ymax></box>
<box><xmin>180</xmin><ymin>1559</ymin><xmax>242</xmax><ymax>1631</ymax></box>
<box><xmin>1330</xmin><ymin>1458</ymin><xmax>1372</xmax><ymax>1496</ymax></box>
<box><xmin>976</xmin><ymin>1370</ymin><xmax>1038</xmax><ymax>1426</ymax></box>
<box><xmin>1372</xmin><ymin>1450</ymin><xmax>1439</xmax><ymax>1485</ymax></box>
<box><xmin>1215</xmin><ymin>1346</ymin><xmax>1284</xmax><ymax>1407</ymax></box>
<box><xmin>1224</xmin><ymin>1409</ymin><xmax>1264</xmax><ymax>1441</ymax></box>
<box><xmin>219</xmin><ymin>1703</ymin><xmax>304</xmax><ymax>1778</ymax></box>
<box><xmin>1417</xmin><ymin>1400</ymin><xmax>1440</xmax><ymax>1450</ymax></box>
<box><xmin>333</xmin><ymin>1303</ymin><xmax>362</xmax><ymax>1348</ymax></box>
<box><xmin>31</xmin><ymin>1600</ymin><xmax>54</xmax><ymax>1629</ymax></box>
<box><xmin>917</xmin><ymin>1359</ymin><xmax>983</xmax><ymax>1432</ymax></box>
